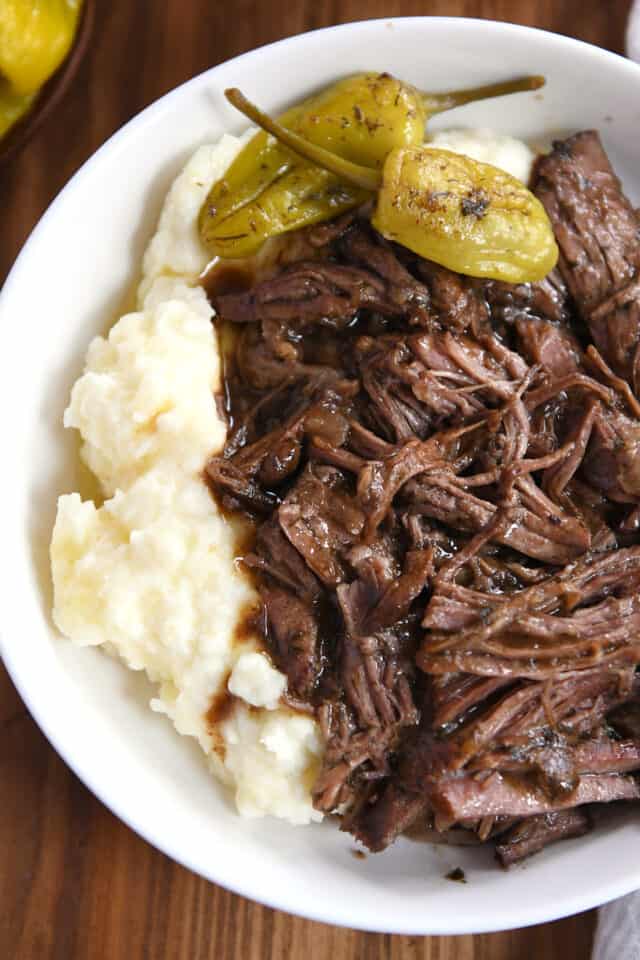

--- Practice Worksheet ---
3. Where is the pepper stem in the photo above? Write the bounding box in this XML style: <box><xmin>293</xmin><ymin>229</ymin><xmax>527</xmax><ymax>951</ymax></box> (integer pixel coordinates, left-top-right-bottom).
<box><xmin>422</xmin><ymin>75</ymin><xmax>545</xmax><ymax>115</ymax></box>
<box><xmin>225</xmin><ymin>88</ymin><xmax>382</xmax><ymax>193</ymax></box>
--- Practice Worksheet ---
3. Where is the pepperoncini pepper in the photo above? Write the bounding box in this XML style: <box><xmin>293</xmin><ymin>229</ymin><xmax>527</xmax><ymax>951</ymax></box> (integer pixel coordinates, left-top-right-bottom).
<box><xmin>199</xmin><ymin>72</ymin><xmax>544</xmax><ymax>259</ymax></box>
<box><xmin>0</xmin><ymin>0</ymin><xmax>83</xmax><ymax>140</ymax></box>
<box><xmin>223</xmin><ymin>87</ymin><xmax>558</xmax><ymax>284</ymax></box>
<box><xmin>375</xmin><ymin>147</ymin><xmax>558</xmax><ymax>282</ymax></box>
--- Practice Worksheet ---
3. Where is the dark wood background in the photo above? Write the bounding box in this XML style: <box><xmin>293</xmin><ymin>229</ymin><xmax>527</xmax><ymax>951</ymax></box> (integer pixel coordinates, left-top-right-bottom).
<box><xmin>1</xmin><ymin>1</ymin><xmax>633</xmax><ymax>956</ymax></box>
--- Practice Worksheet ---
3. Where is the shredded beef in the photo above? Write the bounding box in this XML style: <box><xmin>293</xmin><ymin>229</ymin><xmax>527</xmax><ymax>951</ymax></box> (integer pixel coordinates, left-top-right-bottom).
<box><xmin>515</xmin><ymin>315</ymin><xmax>582</xmax><ymax>378</ymax></box>
<box><xmin>534</xmin><ymin>131</ymin><xmax>640</xmax><ymax>385</ymax></box>
<box><xmin>413</xmin><ymin>258</ymin><xmax>489</xmax><ymax>333</ymax></box>
<box><xmin>484</xmin><ymin>268</ymin><xmax>571</xmax><ymax>327</ymax></box>
<box><xmin>430</xmin><ymin>771</ymin><xmax>640</xmax><ymax>822</ymax></box>
<box><xmin>279</xmin><ymin>464</ymin><xmax>365</xmax><ymax>587</ymax></box>
<box><xmin>260</xmin><ymin>585</ymin><xmax>321</xmax><ymax>700</ymax></box>
<box><xmin>495</xmin><ymin>810</ymin><xmax>591</xmax><ymax>866</ymax></box>
<box><xmin>347</xmin><ymin>783</ymin><xmax>428</xmax><ymax>852</ymax></box>
<box><xmin>534</xmin><ymin>131</ymin><xmax>640</xmax><ymax>315</ymax></box>
<box><xmin>205</xmin><ymin>132</ymin><xmax>640</xmax><ymax>863</ymax></box>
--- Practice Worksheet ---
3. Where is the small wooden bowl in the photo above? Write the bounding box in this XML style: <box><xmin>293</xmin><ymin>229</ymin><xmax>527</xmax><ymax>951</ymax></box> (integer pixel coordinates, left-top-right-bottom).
<box><xmin>0</xmin><ymin>0</ymin><xmax>95</xmax><ymax>166</ymax></box>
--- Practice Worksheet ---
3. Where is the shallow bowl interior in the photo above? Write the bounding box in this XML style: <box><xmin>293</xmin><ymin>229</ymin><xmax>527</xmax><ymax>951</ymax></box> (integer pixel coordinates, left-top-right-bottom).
<box><xmin>1</xmin><ymin>17</ymin><xmax>640</xmax><ymax>935</ymax></box>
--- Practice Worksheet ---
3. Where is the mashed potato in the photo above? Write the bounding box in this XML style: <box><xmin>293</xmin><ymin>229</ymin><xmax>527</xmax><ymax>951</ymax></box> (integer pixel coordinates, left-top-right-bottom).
<box><xmin>428</xmin><ymin>127</ymin><xmax>534</xmax><ymax>184</ymax></box>
<box><xmin>51</xmin><ymin>122</ymin><xmax>533</xmax><ymax>826</ymax></box>
<box><xmin>51</xmin><ymin>133</ymin><xmax>323</xmax><ymax>824</ymax></box>
<box><xmin>63</xmin><ymin>290</ymin><xmax>224</xmax><ymax>497</ymax></box>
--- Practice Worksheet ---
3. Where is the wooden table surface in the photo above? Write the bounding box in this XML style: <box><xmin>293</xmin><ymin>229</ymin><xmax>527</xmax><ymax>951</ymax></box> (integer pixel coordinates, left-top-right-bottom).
<box><xmin>1</xmin><ymin>1</ymin><xmax>633</xmax><ymax>956</ymax></box>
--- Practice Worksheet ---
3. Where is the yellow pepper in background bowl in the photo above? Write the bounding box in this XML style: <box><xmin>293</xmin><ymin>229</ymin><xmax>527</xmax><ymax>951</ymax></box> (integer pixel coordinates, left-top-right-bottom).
<box><xmin>0</xmin><ymin>0</ymin><xmax>87</xmax><ymax>153</ymax></box>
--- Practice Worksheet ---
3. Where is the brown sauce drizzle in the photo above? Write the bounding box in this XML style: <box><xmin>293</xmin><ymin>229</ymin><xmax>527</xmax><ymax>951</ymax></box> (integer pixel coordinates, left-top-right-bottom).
<box><xmin>206</xmin><ymin>671</ymin><xmax>234</xmax><ymax>759</ymax></box>
<box><xmin>206</xmin><ymin>676</ymin><xmax>234</xmax><ymax>727</ymax></box>
<box><xmin>204</xmin><ymin>600</ymin><xmax>271</xmax><ymax>758</ymax></box>
<box><xmin>203</xmin><ymin>261</ymin><xmax>255</xmax><ymax>299</ymax></box>
<box><xmin>234</xmin><ymin>600</ymin><xmax>267</xmax><ymax>645</ymax></box>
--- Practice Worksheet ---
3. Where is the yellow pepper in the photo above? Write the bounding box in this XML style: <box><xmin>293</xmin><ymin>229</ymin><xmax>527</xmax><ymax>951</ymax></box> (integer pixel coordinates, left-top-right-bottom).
<box><xmin>375</xmin><ymin>147</ymin><xmax>558</xmax><ymax>283</ymax></box>
<box><xmin>199</xmin><ymin>72</ymin><xmax>544</xmax><ymax>259</ymax></box>
<box><xmin>224</xmin><ymin>87</ymin><xmax>558</xmax><ymax>284</ymax></box>
<box><xmin>0</xmin><ymin>0</ymin><xmax>83</xmax><ymax>139</ymax></box>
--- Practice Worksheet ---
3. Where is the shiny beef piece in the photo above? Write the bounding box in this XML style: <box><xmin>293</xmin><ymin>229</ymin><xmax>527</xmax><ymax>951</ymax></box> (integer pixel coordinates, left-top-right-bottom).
<box><xmin>214</xmin><ymin>222</ymin><xmax>432</xmax><ymax>338</ymax></box>
<box><xmin>582</xmin><ymin>411</ymin><xmax>640</xmax><ymax>503</ymax></box>
<box><xmin>430</xmin><ymin>771</ymin><xmax>640</xmax><ymax>822</ymax></box>
<box><xmin>483</xmin><ymin>268</ymin><xmax>571</xmax><ymax>331</ymax></box>
<box><xmin>336</xmin><ymin>579</ymin><xmax>419</xmax><ymax>731</ymax></box>
<box><xmin>419</xmin><ymin>547</ymin><xmax>640</xmax><ymax>678</ymax></box>
<box><xmin>260</xmin><ymin>585</ymin><xmax>321</xmax><ymax>700</ymax></box>
<box><xmin>207</xmin><ymin>374</ymin><xmax>359</xmax><ymax>514</ymax></box>
<box><xmin>534</xmin><ymin>131</ymin><xmax>640</xmax><ymax>314</ymax></box>
<box><xmin>339</xmin><ymin>222</ymin><xmax>492</xmax><ymax>335</ymax></box>
<box><xmin>278</xmin><ymin>464</ymin><xmax>365</xmax><ymax>587</ymax></box>
<box><xmin>403</xmin><ymin>451</ymin><xmax>591</xmax><ymax>565</ymax></box>
<box><xmin>514</xmin><ymin>315</ymin><xmax>582</xmax><ymax>378</ymax></box>
<box><xmin>214</xmin><ymin>260</ymin><xmax>407</xmax><ymax>330</ymax></box>
<box><xmin>355</xmin><ymin>329</ymin><xmax>527</xmax><ymax>443</ymax></box>
<box><xmin>412</xmin><ymin>257</ymin><xmax>489</xmax><ymax>334</ymax></box>
<box><xmin>347</xmin><ymin>783</ymin><xmax>428</xmax><ymax>852</ymax></box>
<box><xmin>338</xmin><ymin>224</ymin><xmax>432</xmax><ymax>326</ymax></box>
<box><xmin>495</xmin><ymin>810</ymin><xmax>591</xmax><ymax>867</ymax></box>
<box><xmin>534</xmin><ymin>131</ymin><xmax>640</xmax><ymax>382</ymax></box>
<box><xmin>588</xmin><ymin>280</ymin><xmax>640</xmax><ymax>389</ymax></box>
<box><xmin>245</xmin><ymin>517</ymin><xmax>321</xmax><ymax>601</ymax></box>
<box><xmin>244</xmin><ymin>521</ymin><xmax>323</xmax><ymax>699</ymax></box>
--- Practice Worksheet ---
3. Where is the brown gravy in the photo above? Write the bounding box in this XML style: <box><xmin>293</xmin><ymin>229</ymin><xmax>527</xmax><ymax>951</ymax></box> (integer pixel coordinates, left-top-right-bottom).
<box><xmin>206</xmin><ymin>672</ymin><xmax>234</xmax><ymax>759</ymax></box>
<box><xmin>203</xmin><ymin>260</ymin><xmax>255</xmax><ymax>298</ymax></box>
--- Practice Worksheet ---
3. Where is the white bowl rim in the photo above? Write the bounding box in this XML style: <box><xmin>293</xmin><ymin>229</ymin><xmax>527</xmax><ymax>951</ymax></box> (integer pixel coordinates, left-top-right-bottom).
<box><xmin>2</xmin><ymin>15</ymin><xmax>640</xmax><ymax>935</ymax></box>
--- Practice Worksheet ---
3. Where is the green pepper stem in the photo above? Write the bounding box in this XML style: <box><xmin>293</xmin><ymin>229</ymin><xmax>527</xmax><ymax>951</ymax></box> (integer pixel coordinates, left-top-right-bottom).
<box><xmin>225</xmin><ymin>88</ymin><xmax>382</xmax><ymax>192</ymax></box>
<box><xmin>422</xmin><ymin>75</ymin><xmax>545</xmax><ymax>115</ymax></box>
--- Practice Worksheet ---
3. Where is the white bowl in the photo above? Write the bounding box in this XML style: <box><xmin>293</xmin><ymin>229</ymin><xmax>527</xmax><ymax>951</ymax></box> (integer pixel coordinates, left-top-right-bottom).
<box><xmin>2</xmin><ymin>16</ymin><xmax>640</xmax><ymax>936</ymax></box>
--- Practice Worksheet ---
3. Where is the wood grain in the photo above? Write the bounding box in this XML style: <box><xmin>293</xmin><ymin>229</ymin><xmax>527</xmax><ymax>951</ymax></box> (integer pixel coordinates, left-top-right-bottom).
<box><xmin>0</xmin><ymin>1</ymin><xmax>632</xmax><ymax>957</ymax></box>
